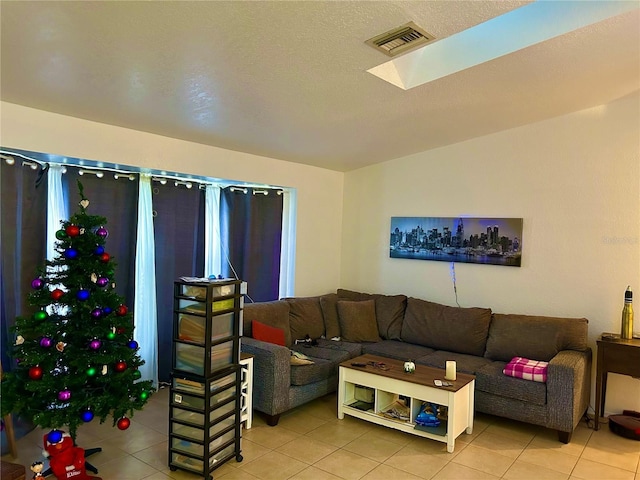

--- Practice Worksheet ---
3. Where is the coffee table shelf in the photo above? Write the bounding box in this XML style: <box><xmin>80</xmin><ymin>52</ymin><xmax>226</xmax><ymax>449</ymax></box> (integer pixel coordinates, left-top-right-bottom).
<box><xmin>338</xmin><ymin>354</ymin><xmax>475</xmax><ymax>453</ymax></box>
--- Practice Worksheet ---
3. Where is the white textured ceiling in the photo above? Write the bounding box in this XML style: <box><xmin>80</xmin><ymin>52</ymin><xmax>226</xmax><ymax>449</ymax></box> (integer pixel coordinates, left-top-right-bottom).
<box><xmin>1</xmin><ymin>1</ymin><xmax>639</xmax><ymax>172</ymax></box>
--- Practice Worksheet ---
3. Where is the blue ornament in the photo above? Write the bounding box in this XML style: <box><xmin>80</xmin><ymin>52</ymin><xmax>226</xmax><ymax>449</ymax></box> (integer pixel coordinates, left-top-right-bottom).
<box><xmin>127</xmin><ymin>340</ymin><xmax>139</xmax><ymax>350</ymax></box>
<box><xmin>102</xmin><ymin>306</ymin><xmax>112</xmax><ymax>315</ymax></box>
<box><xmin>81</xmin><ymin>410</ymin><xmax>94</xmax><ymax>423</ymax></box>
<box><xmin>47</xmin><ymin>429</ymin><xmax>64</xmax><ymax>444</ymax></box>
<box><xmin>64</xmin><ymin>248</ymin><xmax>78</xmax><ymax>259</ymax></box>
<box><xmin>94</xmin><ymin>245</ymin><xmax>105</xmax><ymax>255</ymax></box>
<box><xmin>76</xmin><ymin>289</ymin><xmax>90</xmax><ymax>301</ymax></box>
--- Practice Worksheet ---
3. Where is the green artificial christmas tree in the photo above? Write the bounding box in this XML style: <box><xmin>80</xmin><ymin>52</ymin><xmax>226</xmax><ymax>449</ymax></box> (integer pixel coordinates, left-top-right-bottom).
<box><xmin>1</xmin><ymin>182</ymin><xmax>154</xmax><ymax>441</ymax></box>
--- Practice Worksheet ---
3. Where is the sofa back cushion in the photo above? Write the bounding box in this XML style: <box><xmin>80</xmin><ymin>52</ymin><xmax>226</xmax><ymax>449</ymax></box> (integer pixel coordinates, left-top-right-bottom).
<box><xmin>401</xmin><ymin>297</ymin><xmax>492</xmax><ymax>356</ymax></box>
<box><xmin>286</xmin><ymin>297</ymin><xmax>325</xmax><ymax>342</ymax></box>
<box><xmin>484</xmin><ymin>313</ymin><xmax>588</xmax><ymax>362</ymax></box>
<box><xmin>319</xmin><ymin>294</ymin><xmax>341</xmax><ymax>339</ymax></box>
<box><xmin>337</xmin><ymin>289</ymin><xmax>406</xmax><ymax>340</ymax></box>
<box><xmin>243</xmin><ymin>300</ymin><xmax>292</xmax><ymax>347</ymax></box>
<box><xmin>336</xmin><ymin>299</ymin><xmax>381</xmax><ymax>343</ymax></box>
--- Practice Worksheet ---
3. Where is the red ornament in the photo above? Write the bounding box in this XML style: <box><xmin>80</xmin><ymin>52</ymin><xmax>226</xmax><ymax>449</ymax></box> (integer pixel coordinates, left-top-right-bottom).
<box><xmin>99</xmin><ymin>252</ymin><xmax>110</xmax><ymax>263</ymax></box>
<box><xmin>117</xmin><ymin>417</ymin><xmax>130</xmax><ymax>430</ymax></box>
<box><xmin>115</xmin><ymin>361</ymin><xmax>127</xmax><ymax>372</ymax></box>
<box><xmin>29</xmin><ymin>366</ymin><xmax>43</xmax><ymax>380</ymax></box>
<box><xmin>65</xmin><ymin>225</ymin><xmax>80</xmax><ymax>237</ymax></box>
<box><xmin>51</xmin><ymin>288</ymin><xmax>64</xmax><ymax>301</ymax></box>
<box><xmin>116</xmin><ymin>327</ymin><xmax>126</xmax><ymax>334</ymax></box>
<box><xmin>115</xmin><ymin>305</ymin><xmax>128</xmax><ymax>316</ymax></box>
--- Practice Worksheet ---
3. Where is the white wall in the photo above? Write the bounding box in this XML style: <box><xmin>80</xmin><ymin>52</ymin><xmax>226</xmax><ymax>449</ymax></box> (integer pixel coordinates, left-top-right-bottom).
<box><xmin>1</xmin><ymin>101</ymin><xmax>344</xmax><ymax>297</ymax></box>
<box><xmin>341</xmin><ymin>93</ymin><xmax>640</xmax><ymax>414</ymax></box>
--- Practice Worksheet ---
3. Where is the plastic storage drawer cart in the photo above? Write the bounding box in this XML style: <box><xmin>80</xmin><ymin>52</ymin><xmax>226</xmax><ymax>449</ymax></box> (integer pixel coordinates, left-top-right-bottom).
<box><xmin>169</xmin><ymin>279</ymin><xmax>245</xmax><ymax>479</ymax></box>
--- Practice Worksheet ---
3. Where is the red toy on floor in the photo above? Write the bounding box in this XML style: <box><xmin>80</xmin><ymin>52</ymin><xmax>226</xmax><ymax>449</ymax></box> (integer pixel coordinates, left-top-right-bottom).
<box><xmin>43</xmin><ymin>433</ymin><xmax>102</xmax><ymax>480</ymax></box>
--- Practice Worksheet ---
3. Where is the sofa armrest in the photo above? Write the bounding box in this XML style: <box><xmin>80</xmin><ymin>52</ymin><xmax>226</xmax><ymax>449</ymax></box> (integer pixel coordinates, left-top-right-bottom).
<box><xmin>241</xmin><ymin>337</ymin><xmax>291</xmax><ymax>417</ymax></box>
<box><xmin>546</xmin><ymin>348</ymin><xmax>592</xmax><ymax>432</ymax></box>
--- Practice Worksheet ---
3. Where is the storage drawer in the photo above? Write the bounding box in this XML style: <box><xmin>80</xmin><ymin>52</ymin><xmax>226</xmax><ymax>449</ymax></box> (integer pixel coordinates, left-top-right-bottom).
<box><xmin>172</xmin><ymin>371</ymin><xmax>236</xmax><ymax>396</ymax></box>
<box><xmin>171</xmin><ymin>428</ymin><xmax>236</xmax><ymax>457</ymax></box>
<box><xmin>170</xmin><ymin>443</ymin><xmax>236</xmax><ymax>472</ymax></box>
<box><xmin>172</xmin><ymin>385</ymin><xmax>235</xmax><ymax>411</ymax></box>
<box><xmin>172</xmin><ymin>400</ymin><xmax>236</xmax><ymax>427</ymax></box>
<box><xmin>178</xmin><ymin>283</ymin><xmax>236</xmax><ymax>299</ymax></box>
<box><xmin>175</xmin><ymin>340</ymin><xmax>234</xmax><ymax>376</ymax></box>
<box><xmin>172</xmin><ymin>413</ymin><xmax>236</xmax><ymax>441</ymax></box>
<box><xmin>177</xmin><ymin>298</ymin><xmax>236</xmax><ymax>315</ymax></box>
<box><xmin>177</xmin><ymin>312</ymin><xmax>235</xmax><ymax>344</ymax></box>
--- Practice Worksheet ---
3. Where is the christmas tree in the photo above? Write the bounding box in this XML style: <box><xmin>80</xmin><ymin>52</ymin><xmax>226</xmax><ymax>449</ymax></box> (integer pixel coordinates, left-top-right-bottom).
<box><xmin>1</xmin><ymin>182</ymin><xmax>154</xmax><ymax>441</ymax></box>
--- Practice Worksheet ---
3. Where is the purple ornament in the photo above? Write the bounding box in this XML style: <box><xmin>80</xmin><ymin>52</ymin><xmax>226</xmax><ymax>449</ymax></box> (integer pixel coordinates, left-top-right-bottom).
<box><xmin>58</xmin><ymin>389</ymin><xmax>71</xmax><ymax>401</ymax></box>
<box><xmin>96</xmin><ymin>277</ymin><xmax>109</xmax><ymax>288</ymax></box>
<box><xmin>94</xmin><ymin>245</ymin><xmax>105</xmax><ymax>255</ymax></box>
<box><xmin>127</xmin><ymin>340</ymin><xmax>139</xmax><ymax>350</ymax></box>
<box><xmin>31</xmin><ymin>278</ymin><xmax>44</xmax><ymax>290</ymax></box>
<box><xmin>64</xmin><ymin>248</ymin><xmax>78</xmax><ymax>259</ymax></box>
<box><xmin>96</xmin><ymin>227</ymin><xmax>109</xmax><ymax>238</ymax></box>
<box><xmin>40</xmin><ymin>337</ymin><xmax>53</xmax><ymax>348</ymax></box>
<box><xmin>89</xmin><ymin>339</ymin><xmax>102</xmax><ymax>350</ymax></box>
<box><xmin>91</xmin><ymin>308</ymin><xmax>102</xmax><ymax>319</ymax></box>
<box><xmin>76</xmin><ymin>289</ymin><xmax>90</xmax><ymax>301</ymax></box>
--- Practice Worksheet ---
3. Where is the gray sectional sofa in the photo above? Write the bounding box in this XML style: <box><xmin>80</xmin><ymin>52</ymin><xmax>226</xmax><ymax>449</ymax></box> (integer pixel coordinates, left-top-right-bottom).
<box><xmin>241</xmin><ymin>289</ymin><xmax>591</xmax><ymax>443</ymax></box>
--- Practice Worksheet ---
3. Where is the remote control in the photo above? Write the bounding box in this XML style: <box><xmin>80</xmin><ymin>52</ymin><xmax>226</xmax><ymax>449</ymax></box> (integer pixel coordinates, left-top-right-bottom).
<box><xmin>351</xmin><ymin>362</ymin><xmax>367</xmax><ymax>367</ymax></box>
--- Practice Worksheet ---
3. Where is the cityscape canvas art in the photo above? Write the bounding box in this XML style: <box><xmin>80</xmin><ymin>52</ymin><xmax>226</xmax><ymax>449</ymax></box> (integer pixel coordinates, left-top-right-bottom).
<box><xmin>390</xmin><ymin>217</ymin><xmax>523</xmax><ymax>267</ymax></box>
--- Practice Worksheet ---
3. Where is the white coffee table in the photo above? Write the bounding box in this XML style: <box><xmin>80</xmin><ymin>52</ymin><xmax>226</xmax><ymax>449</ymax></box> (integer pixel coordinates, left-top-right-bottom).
<box><xmin>338</xmin><ymin>354</ymin><xmax>475</xmax><ymax>453</ymax></box>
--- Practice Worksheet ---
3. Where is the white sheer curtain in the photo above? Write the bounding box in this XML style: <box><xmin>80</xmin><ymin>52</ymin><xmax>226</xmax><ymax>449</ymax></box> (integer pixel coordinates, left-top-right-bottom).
<box><xmin>46</xmin><ymin>164</ymin><xmax>68</xmax><ymax>261</ymax></box>
<box><xmin>279</xmin><ymin>189</ymin><xmax>297</xmax><ymax>298</ymax></box>
<box><xmin>204</xmin><ymin>184</ymin><xmax>222</xmax><ymax>278</ymax></box>
<box><xmin>134</xmin><ymin>174</ymin><xmax>158</xmax><ymax>388</ymax></box>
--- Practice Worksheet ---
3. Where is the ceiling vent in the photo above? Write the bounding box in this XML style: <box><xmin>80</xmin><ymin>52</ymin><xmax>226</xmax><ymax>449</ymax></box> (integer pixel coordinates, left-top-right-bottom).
<box><xmin>366</xmin><ymin>21</ymin><xmax>435</xmax><ymax>57</ymax></box>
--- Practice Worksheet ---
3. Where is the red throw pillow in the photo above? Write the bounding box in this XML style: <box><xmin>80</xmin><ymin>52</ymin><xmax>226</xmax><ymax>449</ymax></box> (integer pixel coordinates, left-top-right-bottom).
<box><xmin>252</xmin><ymin>320</ymin><xmax>286</xmax><ymax>346</ymax></box>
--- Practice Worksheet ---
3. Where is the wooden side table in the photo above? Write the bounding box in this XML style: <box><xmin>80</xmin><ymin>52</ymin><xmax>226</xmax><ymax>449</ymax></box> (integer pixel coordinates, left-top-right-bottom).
<box><xmin>594</xmin><ymin>334</ymin><xmax>640</xmax><ymax>430</ymax></box>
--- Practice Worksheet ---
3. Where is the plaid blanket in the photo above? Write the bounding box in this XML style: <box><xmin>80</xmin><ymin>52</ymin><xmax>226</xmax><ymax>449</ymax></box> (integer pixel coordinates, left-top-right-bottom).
<box><xmin>503</xmin><ymin>356</ymin><xmax>549</xmax><ymax>383</ymax></box>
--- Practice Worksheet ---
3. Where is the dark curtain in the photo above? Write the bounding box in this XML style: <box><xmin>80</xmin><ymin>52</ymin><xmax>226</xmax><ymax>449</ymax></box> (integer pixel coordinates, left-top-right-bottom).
<box><xmin>63</xmin><ymin>170</ymin><xmax>138</xmax><ymax>308</ymax></box>
<box><xmin>152</xmin><ymin>183</ymin><xmax>205</xmax><ymax>383</ymax></box>
<box><xmin>220</xmin><ymin>187</ymin><xmax>283</xmax><ymax>302</ymax></box>
<box><xmin>0</xmin><ymin>161</ymin><xmax>48</xmax><ymax>372</ymax></box>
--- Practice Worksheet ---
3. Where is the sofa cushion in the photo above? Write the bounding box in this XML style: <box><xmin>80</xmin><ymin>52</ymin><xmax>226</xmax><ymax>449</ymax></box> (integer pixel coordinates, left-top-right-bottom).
<box><xmin>374</xmin><ymin>294</ymin><xmax>406</xmax><ymax>340</ymax></box>
<box><xmin>243</xmin><ymin>300</ymin><xmax>292</xmax><ymax>347</ymax></box>
<box><xmin>337</xmin><ymin>288</ymin><xmax>373</xmax><ymax>302</ymax></box>
<box><xmin>362</xmin><ymin>340</ymin><xmax>435</xmax><ymax>362</ymax></box>
<box><xmin>475</xmin><ymin>361</ymin><xmax>547</xmax><ymax>406</ymax></box>
<box><xmin>416</xmin><ymin>350</ymin><xmax>493</xmax><ymax>375</ymax></box>
<box><xmin>484</xmin><ymin>314</ymin><xmax>588</xmax><ymax>362</ymax></box>
<box><xmin>320</xmin><ymin>294</ymin><xmax>341</xmax><ymax>339</ymax></box>
<box><xmin>287</xmin><ymin>297</ymin><xmax>325</xmax><ymax>342</ymax></box>
<box><xmin>252</xmin><ymin>320</ymin><xmax>286</xmax><ymax>346</ymax></box>
<box><xmin>337</xmin><ymin>299</ymin><xmax>381</xmax><ymax>343</ymax></box>
<box><xmin>289</xmin><ymin>343</ymin><xmax>352</xmax><ymax>386</ymax></box>
<box><xmin>401</xmin><ymin>297</ymin><xmax>492</xmax><ymax>356</ymax></box>
<box><xmin>315</xmin><ymin>338</ymin><xmax>363</xmax><ymax>358</ymax></box>
<box><xmin>337</xmin><ymin>289</ymin><xmax>406</xmax><ymax>341</ymax></box>
<box><xmin>290</xmin><ymin>356</ymin><xmax>336</xmax><ymax>386</ymax></box>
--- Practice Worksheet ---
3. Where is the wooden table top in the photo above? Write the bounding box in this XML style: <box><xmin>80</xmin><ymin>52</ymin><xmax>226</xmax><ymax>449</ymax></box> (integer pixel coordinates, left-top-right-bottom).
<box><xmin>340</xmin><ymin>353</ymin><xmax>475</xmax><ymax>392</ymax></box>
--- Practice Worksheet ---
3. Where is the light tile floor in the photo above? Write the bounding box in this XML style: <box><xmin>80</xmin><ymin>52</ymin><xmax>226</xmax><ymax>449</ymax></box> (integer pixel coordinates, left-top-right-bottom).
<box><xmin>3</xmin><ymin>387</ymin><xmax>639</xmax><ymax>480</ymax></box>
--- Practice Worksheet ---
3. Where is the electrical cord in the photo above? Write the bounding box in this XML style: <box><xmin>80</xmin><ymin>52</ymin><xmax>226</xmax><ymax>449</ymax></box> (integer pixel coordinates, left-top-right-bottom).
<box><xmin>450</xmin><ymin>262</ymin><xmax>461</xmax><ymax>307</ymax></box>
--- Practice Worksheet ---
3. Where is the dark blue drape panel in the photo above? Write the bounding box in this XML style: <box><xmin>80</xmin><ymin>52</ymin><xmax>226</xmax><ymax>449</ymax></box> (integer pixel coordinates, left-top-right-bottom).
<box><xmin>0</xmin><ymin>161</ymin><xmax>47</xmax><ymax>372</ymax></box>
<box><xmin>220</xmin><ymin>187</ymin><xmax>283</xmax><ymax>302</ymax></box>
<box><xmin>152</xmin><ymin>183</ymin><xmax>205</xmax><ymax>383</ymax></box>
<box><xmin>63</xmin><ymin>169</ymin><xmax>138</xmax><ymax>309</ymax></box>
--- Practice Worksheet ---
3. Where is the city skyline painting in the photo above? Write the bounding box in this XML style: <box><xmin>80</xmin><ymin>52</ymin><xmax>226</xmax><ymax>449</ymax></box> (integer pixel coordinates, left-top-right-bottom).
<box><xmin>390</xmin><ymin>217</ymin><xmax>523</xmax><ymax>267</ymax></box>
